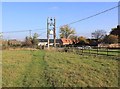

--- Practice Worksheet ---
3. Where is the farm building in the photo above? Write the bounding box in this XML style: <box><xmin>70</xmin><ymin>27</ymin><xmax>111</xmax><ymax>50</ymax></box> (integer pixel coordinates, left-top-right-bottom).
<box><xmin>61</xmin><ymin>38</ymin><xmax>73</xmax><ymax>45</ymax></box>
<box><xmin>38</xmin><ymin>38</ymin><xmax>73</xmax><ymax>47</ymax></box>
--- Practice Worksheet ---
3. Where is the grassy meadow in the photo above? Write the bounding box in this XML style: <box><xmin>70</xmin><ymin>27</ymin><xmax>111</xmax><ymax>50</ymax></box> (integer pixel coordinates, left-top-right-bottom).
<box><xmin>2</xmin><ymin>50</ymin><xmax>119</xmax><ymax>87</ymax></box>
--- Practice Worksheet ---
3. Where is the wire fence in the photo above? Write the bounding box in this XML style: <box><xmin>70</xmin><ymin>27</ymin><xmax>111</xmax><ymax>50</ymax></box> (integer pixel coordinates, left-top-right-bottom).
<box><xmin>82</xmin><ymin>48</ymin><xmax>118</xmax><ymax>56</ymax></box>
<box><xmin>63</xmin><ymin>46</ymin><xmax>120</xmax><ymax>57</ymax></box>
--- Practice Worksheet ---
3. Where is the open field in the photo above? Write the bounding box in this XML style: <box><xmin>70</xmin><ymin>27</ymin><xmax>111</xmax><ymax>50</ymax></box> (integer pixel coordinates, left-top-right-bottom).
<box><xmin>2</xmin><ymin>50</ymin><xmax>119</xmax><ymax>87</ymax></box>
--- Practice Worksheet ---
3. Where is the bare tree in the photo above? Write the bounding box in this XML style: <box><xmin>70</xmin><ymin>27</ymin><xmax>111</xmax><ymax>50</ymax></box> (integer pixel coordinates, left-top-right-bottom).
<box><xmin>25</xmin><ymin>36</ymin><xmax>32</xmax><ymax>46</ymax></box>
<box><xmin>91</xmin><ymin>30</ymin><xmax>106</xmax><ymax>40</ymax></box>
<box><xmin>24</xmin><ymin>33</ymin><xmax>39</xmax><ymax>47</ymax></box>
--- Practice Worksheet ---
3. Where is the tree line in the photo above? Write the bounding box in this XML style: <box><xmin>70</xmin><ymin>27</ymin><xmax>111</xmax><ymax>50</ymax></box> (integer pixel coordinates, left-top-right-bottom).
<box><xmin>1</xmin><ymin>25</ymin><xmax>119</xmax><ymax>49</ymax></box>
<box><xmin>59</xmin><ymin>25</ymin><xmax>119</xmax><ymax>46</ymax></box>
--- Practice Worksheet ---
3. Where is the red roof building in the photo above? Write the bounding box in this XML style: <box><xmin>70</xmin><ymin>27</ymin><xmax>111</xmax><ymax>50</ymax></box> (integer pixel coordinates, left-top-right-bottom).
<box><xmin>61</xmin><ymin>38</ymin><xmax>73</xmax><ymax>45</ymax></box>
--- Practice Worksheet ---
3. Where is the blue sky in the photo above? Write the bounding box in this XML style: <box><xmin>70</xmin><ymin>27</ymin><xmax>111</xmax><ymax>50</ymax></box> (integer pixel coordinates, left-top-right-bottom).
<box><xmin>2</xmin><ymin>2</ymin><xmax>118</xmax><ymax>40</ymax></box>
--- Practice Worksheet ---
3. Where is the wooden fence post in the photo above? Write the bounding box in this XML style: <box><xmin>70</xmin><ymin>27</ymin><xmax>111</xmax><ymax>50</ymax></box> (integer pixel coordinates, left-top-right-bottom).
<box><xmin>107</xmin><ymin>47</ymin><xmax>108</xmax><ymax>56</ymax></box>
<box><xmin>97</xmin><ymin>46</ymin><xmax>98</xmax><ymax>55</ymax></box>
<box><xmin>89</xmin><ymin>48</ymin><xmax>91</xmax><ymax>54</ymax></box>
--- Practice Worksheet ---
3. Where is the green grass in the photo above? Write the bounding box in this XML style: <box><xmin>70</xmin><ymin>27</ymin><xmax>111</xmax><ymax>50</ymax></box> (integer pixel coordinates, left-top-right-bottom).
<box><xmin>2</xmin><ymin>50</ymin><xmax>51</xmax><ymax>87</ymax></box>
<box><xmin>44</xmin><ymin>51</ymin><xmax>118</xmax><ymax>87</ymax></box>
<box><xmin>2</xmin><ymin>50</ymin><xmax>119</xmax><ymax>87</ymax></box>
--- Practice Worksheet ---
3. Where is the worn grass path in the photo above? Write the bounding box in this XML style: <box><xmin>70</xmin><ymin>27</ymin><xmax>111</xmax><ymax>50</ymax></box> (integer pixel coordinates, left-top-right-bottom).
<box><xmin>2</xmin><ymin>50</ymin><xmax>52</xmax><ymax>87</ymax></box>
<box><xmin>16</xmin><ymin>50</ymin><xmax>52</xmax><ymax>87</ymax></box>
<box><xmin>2</xmin><ymin>50</ymin><xmax>119</xmax><ymax>87</ymax></box>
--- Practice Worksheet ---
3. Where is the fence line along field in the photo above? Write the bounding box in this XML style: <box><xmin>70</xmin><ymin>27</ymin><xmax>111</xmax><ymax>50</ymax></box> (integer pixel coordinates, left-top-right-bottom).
<box><xmin>2</xmin><ymin>50</ymin><xmax>118</xmax><ymax>87</ymax></box>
